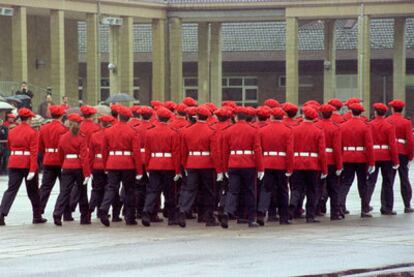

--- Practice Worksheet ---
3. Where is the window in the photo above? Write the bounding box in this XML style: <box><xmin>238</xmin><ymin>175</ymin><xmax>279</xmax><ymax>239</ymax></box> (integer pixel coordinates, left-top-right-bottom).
<box><xmin>278</xmin><ymin>76</ymin><xmax>314</xmax><ymax>88</ymax></box>
<box><xmin>133</xmin><ymin>78</ymin><xmax>140</xmax><ymax>101</ymax></box>
<box><xmin>183</xmin><ymin>77</ymin><xmax>198</xmax><ymax>100</ymax></box>
<box><xmin>222</xmin><ymin>76</ymin><xmax>259</xmax><ymax>106</ymax></box>
<box><xmin>100</xmin><ymin>78</ymin><xmax>110</xmax><ymax>102</ymax></box>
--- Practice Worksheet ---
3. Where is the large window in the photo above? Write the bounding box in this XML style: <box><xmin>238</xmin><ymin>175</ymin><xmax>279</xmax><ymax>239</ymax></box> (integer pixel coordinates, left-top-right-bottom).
<box><xmin>183</xmin><ymin>77</ymin><xmax>198</xmax><ymax>100</ymax></box>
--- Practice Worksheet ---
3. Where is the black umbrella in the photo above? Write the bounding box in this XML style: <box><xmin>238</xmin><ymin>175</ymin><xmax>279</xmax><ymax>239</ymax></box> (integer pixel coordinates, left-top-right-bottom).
<box><xmin>5</xmin><ymin>96</ymin><xmax>22</xmax><ymax>104</ymax></box>
<box><xmin>14</xmin><ymin>94</ymin><xmax>32</xmax><ymax>100</ymax></box>
<box><xmin>105</xmin><ymin>93</ymin><xmax>135</xmax><ymax>103</ymax></box>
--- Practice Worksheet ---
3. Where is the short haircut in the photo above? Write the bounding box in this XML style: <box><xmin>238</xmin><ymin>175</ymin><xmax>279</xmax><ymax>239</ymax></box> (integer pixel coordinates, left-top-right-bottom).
<box><xmin>286</xmin><ymin>110</ymin><xmax>297</xmax><ymax>118</ymax></box>
<box><xmin>197</xmin><ymin>114</ymin><xmax>208</xmax><ymax>121</ymax></box>
<box><xmin>158</xmin><ymin>116</ymin><xmax>169</xmax><ymax>123</ymax></box>
<box><xmin>142</xmin><ymin>114</ymin><xmax>152</xmax><ymax>121</ymax></box>
<box><xmin>393</xmin><ymin>107</ymin><xmax>403</xmax><ymax>113</ymax></box>
<box><xmin>236</xmin><ymin>112</ymin><xmax>248</xmax><ymax>121</ymax></box>
<box><xmin>376</xmin><ymin>109</ymin><xmax>386</xmax><ymax>116</ymax></box>
<box><xmin>217</xmin><ymin>115</ymin><xmax>229</xmax><ymax>122</ymax></box>
<box><xmin>351</xmin><ymin>109</ymin><xmax>362</xmax><ymax>116</ymax></box>
<box><xmin>118</xmin><ymin>114</ymin><xmax>129</xmax><ymax>122</ymax></box>
<box><xmin>321</xmin><ymin>111</ymin><xmax>332</xmax><ymax>119</ymax></box>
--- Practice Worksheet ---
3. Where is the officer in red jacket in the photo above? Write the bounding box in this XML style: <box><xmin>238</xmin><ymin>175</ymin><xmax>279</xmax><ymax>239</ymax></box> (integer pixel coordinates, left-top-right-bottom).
<box><xmin>88</xmin><ymin>115</ymin><xmax>122</xmax><ymax>222</ymax></box>
<box><xmin>38</xmin><ymin>105</ymin><xmax>70</xmax><ymax>217</ymax></box>
<box><xmin>328</xmin><ymin>98</ymin><xmax>346</xmax><ymax>124</ymax></box>
<box><xmin>289</xmin><ymin>107</ymin><xmax>327</xmax><ymax>223</ymax></box>
<box><xmin>142</xmin><ymin>107</ymin><xmax>181</xmax><ymax>227</ymax></box>
<box><xmin>0</xmin><ymin>108</ymin><xmax>46</xmax><ymax>226</ymax></box>
<box><xmin>387</xmin><ymin>100</ymin><xmax>414</xmax><ymax>213</ymax></box>
<box><xmin>340</xmin><ymin>103</ymin><xmax>375</xmax><ymax>218</ymax></box>
<box><xmin>99</xmin><ymin>106</ymin><xmax>142</xmax><ymax>226</ymax></box>
<box><xmin>314</xmin><ymin>104</ymin><xmax>343</xmax><ymax>220</ymax></box>
<box><xmin>177</xmin><ymin>106</ymin><xmax>221</xmax><ymax>228</ymax></box>
<box><xmin>170</xmin><ymin>104</ymin><xmax>190</xmax><ymax>130</ymax></box>
<box><xmin>80</xmin><ymin>105</ymin><xmax>100</xmax><ymax>142</ymax></box>
<box><xmin>53</xmin><ymin>113</ymin><xmax>90</xmax><ymax>226</ymax></box>
<box><xmin>219</xmin><ymin>106</ymin><xmax>264</xmax><ymax>228</ymax></box>
<box><xmin>282</xmin><ymin>102</ymin><xmax>299</xmax><ymax>127</ymax></box>
<box><xmin>128</xmin><ymin>106</ymin><xmax>142</xmax><ymax>127</ymax></box>
<box><xmin>366</xmin><ymin>103</ymin><xmax>399</xmax><ymax>215</ymax></box>
<box><xmin>257</xmin><ymin>107</ymin><xmax>293</xmax><ymax>225</ymax></box>
<box><xmin>254</xmin><ymin>106</ymin><xmax>271</xmax><ymax>128</ymax></box>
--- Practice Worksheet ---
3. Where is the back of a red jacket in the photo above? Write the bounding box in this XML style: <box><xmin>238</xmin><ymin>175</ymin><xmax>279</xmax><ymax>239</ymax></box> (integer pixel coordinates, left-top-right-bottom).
<box><xmin>39</xmin><ymin>120</ymin><xmax>67</xmax><ymax>166</ymax></box>
<box><xmin>8</xmin><ymin>122</ymin><xmax>38</xmax><ymax>172</ymax></box>
<box><xmin>369</xmin><ymin>116</ymin><xmax>399</xmax><ymax>164</ymax></box>
<box><xmin>58</xmin><ymin>132</ymin><xmax>90</xmax><ymax>177</ymax></box>
<box><xmin>315</xmin><ymin>119</ymin><xmax>342</xmax><ymax>170</ymax></box>
<box><xmin>386</xmin><ymin>113</ymin><xmax>414</xmax><ymax>160</ymax></box>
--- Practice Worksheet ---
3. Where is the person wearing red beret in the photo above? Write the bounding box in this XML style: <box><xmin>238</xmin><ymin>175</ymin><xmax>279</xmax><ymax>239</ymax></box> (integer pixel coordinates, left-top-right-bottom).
<box><xmin>98</xmin><ymin>105</ymin><xmax>142</xmax><ymax>227</ymax></box>
<box><xmin>386</xmin><ymin>100</ymin><xmax>414</xmax><ymax>213</ymax></box>
<box><xmin>38</xmin><ymin>105</ymin><xmax>72</xmax><ymax>220</ymax></box>
<box><xmin>340</xmin><ymin>103</ymin><xmax>375</xmax><ymax>218</ymax></box>
<box><xmin>128</xmin><ymin>106</ymin><xmax>142</xmax><ymax>128</ymax></box>
<box><xmin>257</xmin><ymin>107</ymin><xmax>293</xmax><ymax>225</ymax></box>
<box><xmin>282</xmin><ymin>102</ymin><xmax>299</xmax><ymax>127</ymax></box>
<box><xmin>314</xmin><ymin>104</ymin><xmax>343</xmax><ymax>220</ymax></box>
<box><xmin>343</xmin><ymin>98</ymin><xmax>369</xmax><ymax>122</ymax></box>
<box><xmin>141</xmin><ymin>107</ymin><xmax>181</xmax><ymax>227</ymax></box>
<box><xmin>185</xmin><ymin>107</ymin><xmax>198</xmax><ymax>125</ymax></box>
<box><xmin>183</xmin><ymin>97</ymin><xmax>198</xmax><ymax>107</ymax></box>
<box><xmin>328</xmin><ymin>98</ymin><xmax>345</xmax><ymax>124</ymax></box>
<box><xmin>80</xmin><ymin>105</ymin><xmax>100</xmax><ymax>144</ymax></box>
<box><xmin>289</xmin><ymin>107</ymin><xmax>327</xmax><ymax>223</ymax></box>
<box><xmin>264</xmin><ymin>99</ymin><xmax>280</xmax><ymax>109</ymax></box>
<box><xmin>52</xmin><ymin>113</ymin><xmax>90</xmax><ymax>226</ymax></box>
<box><xmin>254</xmin><ymin>106</ymin><xmax>271</xmax><ymax>128</ymax></box>
<box><xmin>170</xmin><ymin>104</ymin><xmax>189</xmax><ymax>130</ymax></box>
<box><xmin>164</xmin><ymin>101</ymin><xmax>177</xmax><ymax>112</ymax></box>
<box><xmin>245</xmin><ymin>106</ymin><xmax>256</xmax><ymax>123</ymax></box>
<box><xmin>0</xmin><ymin>109</ymin><xmax>46</xmax><ymax>226</ymax></box>
<box><xmin>365</xmin><ymin>103</ymin><xmax>399</xmax><ymax>215</ymax></box>
<box><xmin>88</xmin><ymin>115</ymin><xmax>122</xmax><ymax>223</ymax></box>
<box><xmin>219</xmin><ymin>106</ymin><xmax>264</xmax><ymax>228</ymax></box>
<box><xmin>177</xmin><ymin>106</ymin><xmax>222</xmax><ymax>228</ymax></box>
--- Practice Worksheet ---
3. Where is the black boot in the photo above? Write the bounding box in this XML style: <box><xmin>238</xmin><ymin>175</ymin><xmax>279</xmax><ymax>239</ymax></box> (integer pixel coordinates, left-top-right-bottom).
<box><xmin>99</xmin><ymin>210</ymin><xmax>110</xmax><ymax>227</ymax></box>
<box><xmin>80</xmin><ymin>213</ymin><xmax>91</xmax><ymax>225</ymax></box>
<box><xmin>0</xmin><ymin>214</ymin><xmax>5</xmax><ymax>226</ymax></box>
<box><xmin>63</xmin><ymin>213</ymin><xmax>74</xmax><ymax>222</ymax></box>
<box><xmin>141</xmin><ymin>212</ymin><xmax>151</xmax><ymax>227</ymax></box>
<box><xmin>178</xmin><ymin>212</ymin><xmax>186</xmax><ymax>228</ymax></box>
<box><xmin>219</xmin><ymin>213</ymin><xmax>229</xmax><ymax>229</ymax></box>
<box><xmin>53</xmin><ymin>215</ymin><xmax>62</xmax><ymax>226</ymax></box>
<box><xmin>257</xmin><ymin>212</ymin><xmax>265</xmax><ymax>226</ymax></box>
<box><xmin>33</xmin><ymin>216</ymin><xmax>47</xmax><ymax>224</ymax></box>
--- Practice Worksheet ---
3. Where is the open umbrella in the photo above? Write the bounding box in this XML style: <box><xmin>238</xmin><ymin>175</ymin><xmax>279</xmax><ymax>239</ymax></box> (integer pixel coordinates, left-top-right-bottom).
<box><xmin>105</xmin><ymin>93</ymin><xmax>135</xmax><ymax>103</ymax></box>
<box><xmin>66</xmin><ymin>107</ymin><xmax>81</xmax><ymax>115</ymax></box>
<box><xmin>0</xmin><ymin>101</ymin><xmax>14</xmax><ymax>111</ymax></box>
<box><xmin>5</xmin><ymin>96</ymin><xmax>22</xmax><ymax>104</ymax></box>
<box><xmin>14</xmin><ymin>94</ymin><xmax>32</xmax><ymax>100</ymax></box>
<box><xmin>94</xmin><ymin>105</ymin><xmax>111</xmax><ymax>115</ymax></box>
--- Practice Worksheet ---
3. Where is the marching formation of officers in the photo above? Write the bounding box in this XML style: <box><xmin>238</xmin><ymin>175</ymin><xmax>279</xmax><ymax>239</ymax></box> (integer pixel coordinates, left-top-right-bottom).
<box><xmin>0</xmin><ymin>96</ymin><xmax>413</xmax><ymax>229</ymax></box>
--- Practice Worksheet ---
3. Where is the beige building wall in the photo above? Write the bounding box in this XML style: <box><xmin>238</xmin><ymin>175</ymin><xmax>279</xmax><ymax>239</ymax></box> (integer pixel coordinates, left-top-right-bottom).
<box><xmin>65</xmin><ymin>19</ymin><xmax>79</xmax><ymax>103</ymax></box>
<box><xmin>0</xmin><ymin>16</ymin><xmax>12</xmax><ymax>82</ymax></box>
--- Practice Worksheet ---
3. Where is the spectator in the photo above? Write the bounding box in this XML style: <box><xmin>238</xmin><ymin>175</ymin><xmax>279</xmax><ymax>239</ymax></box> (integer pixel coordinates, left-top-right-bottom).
<box><xmin>0</xmin><ymin>117</ymin><xmax>11</xmax><ymax>175</ymax></box>
<box><xmin>15</xmin><ymin>81</ymin><xmax>34</xmax><ymax>109</ymax></box>
<box><xmin>38</xmin><ymin>94</ymin><xmax>54</xmax><ymax>119</ymax></box>
<box><xmin>61</xmin><ymin>96</ymin><xmax>70</xmax><ymax>111</ymax></box>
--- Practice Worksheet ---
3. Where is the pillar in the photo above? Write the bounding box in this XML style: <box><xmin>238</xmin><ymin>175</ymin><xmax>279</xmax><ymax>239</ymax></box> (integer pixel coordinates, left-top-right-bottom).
<box><xmin>210</xmin><ymin>22</ymin><xmax>222</xmax><ymax>105</ymax></box>
<box><xmin>50</xmin><ymin>10</ymin><xmax>65</xmax><ymax>100</ymax></box>
<box><xmin>198</xmin><ymin>22</ymin><xmax>210</xmax><ymax>104</ymax></box>
<box><xmin>323</xmin><ymin>20</ymin><xmax>336</xmax><ymax>102</ymax></box>
<box><xmin>170</xmin><ymin>17</ymin><xmax>183</xmax><ymax>103</ymax></box>
<box><xmin>109</xmin><ymin>25</ymin><xmax>120</xmax><ymax>95</ymax></box>
<box><xmin>285</xmin><ymin>17</ymin><xmax>299</xmax><ymax>104</ymax></box>
<box><xmin>120</xmin><ymin>16</ymin><xmax>134</xmax><ymax>96</ymax></box>
<box><xmin>358</xmin><ymin>14</ymin><xmax>371</xmax><ymax>114</ymax></box>
<box><xmin>393</xmin><ymin>17</ymin><xmax>406</xmax><ymax>101</ymax></box>
<box><xmin>152</xmin><ymin>18</ymin><xmax>167</xmax><ymax>101</ymax></box>
<box><xmin>86</xmin><ymin>13</ymin><xmax>100</xmax><ymax>104</ymax></box>
<box><xmin>12</xmin><ymin>6</ymin><xmax>28</xmax><ymax>82</ymax></box>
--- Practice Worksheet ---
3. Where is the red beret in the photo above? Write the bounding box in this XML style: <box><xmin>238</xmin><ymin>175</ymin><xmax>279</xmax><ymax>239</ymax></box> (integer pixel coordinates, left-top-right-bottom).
<box><xmin>98</xmin><ymin>115</ymin><xmax>115</xmax><ymax>123</ymax></box>
<box><xmin>349</xmin><ymin>103</ymin><xmax>365</xmax><ymax>112</ymax></box>
<box><xmin>6</xmin><ymin>113</ymin><xmax>16</xmax><ymax>119</ymax></box>
<box><xmin>67</xmin><ymin>113</ymin><xmax>83</xmax><ymax>123</ymax></box>
<box><xmin>130</xmin><ymin>105</ymin><xmax>141</xmax><ymax>114</ymax></box>
<box><xmin>111</xmin><ymin>104</ymin><xmax>122</xmax><ymax>112</ymax></box>
<box><xmin>80</xmin><ymin>105</ymin><xmax>97</xmax><ymax>116</ymax></box>
<box><xmin>256</xmin><ymin>106</ymin><xmax>271</xmax><ymax>118</ymax></box>
<box><xmin>176</xmin><ymin>103</ymin><xmax>188</xmax><ymax>113</ymax></box>
<box><xmin>319</xmin><ymin>104</ymin><xmax>336</xmax><ymax>113</ymax></box>
<box><xmin>214</xmin><ymin>107</ymin><xmax>231</xmax><ymax>117</ymax></box>
<box><xmin>18</xmin><ymin>108</ymin><xmax>35</xmax><ymax>118</ymax></box>
<box><xmin>282</xmin><ymin>102</ymin><xmax>298</xmax><ymax>113</ymax></box>
<box><xmin>196</xmin><ymin>106</ymin><xmax>211</xmax><ymax>117</ymax></box>
<box><xmin>235</xmin><ymin>106</ymin><xmax>249</xmax><ymax>114</ymax></box>
<box><xmin>388</xmin><ymin>99</ymin><xmax>405</xmax><ymax>109</ymax></box>
<box><xmin>246</xmin><ymin>106</ymin><xmax>256</xmax><ymax>116</ymax></box>
<box><xmin>140</xmin><ymin>106</ymin><xmax>153</xmax><ymax>115</ymax></box>
<box><xmin>205</xmin><ymin>102</ymin><xmax>217</xmax><ymax>112</ymax></box>
<box><xmin>164</xmin><ymin>101</ymin><xmax>177</xmax><ymax>111</ymax></box>
<box><xmin>185</xmin><ymin>107</ymin><xmax>197</xmax><ymax>116</ymax></box>
<box><xmin>271</xmin><ymin>107</ymin><xmax>286</xmax><ymax>118</ymax></box>
<box><xmin>345</xmin><ymin>98</ymin><xmax>362</xmax><ymax>107</ymax></box>
<box><xmin>222</xmin><ymin>101</ymin><xmax>237</xmax><ymax>109</ymax></box>
<box><xmin>303</xmin><ymin>107</ymin><xmax>318</xmax><ymax>120</ymax></box>
<box><xmin>373</xmin><ymin>103</ymin><xmax>388</xmax><ymax>112</ymax></box>
<box><xmin>183</xmin><ymin>97</ymin><xmax>198</xmax><ymax>107</ymax></box>
<box><xmin>49</xmin><ymin>105</ymin><xmax>65</xmax><ymax>117</ymax></box>
<box><xmin>264</xmin><ymin>99</ymin><xmax>280</xmax><ymax>108</ymax></box>
<box><xmin>151</xmin><ymin>100</ymin><xmax>163</xmax><ymax>108</ymax></box>
<box><xmin>328</xmin><ymin>98</ymin><xmax>343</xmax><ymax>109</ymax></box>
<box><xmin>304</xmin><ymin>100</ymin><xmax>320</xmax><ymax>107</ymax></box>
<box><xmin>117</xmin><ymin>106</ymin><xmax>132</xmax><ymax>118</ymax></box>
<box><xmin>157</xmin><ymin>107</ymin><xmax>173</xmax><ymax>119</ymax></box>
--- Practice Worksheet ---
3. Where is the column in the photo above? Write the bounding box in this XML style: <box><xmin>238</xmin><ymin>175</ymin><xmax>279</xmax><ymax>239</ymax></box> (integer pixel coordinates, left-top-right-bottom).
<box><xmin>109</xmin><ymin>25</ymin><xmax>120</xmax><ymax>95</ymax></box>
<box><xmin>210</xmin><ymin>22</ymin><xmax>222</xmax><ymax>105</ymax></box>
<box><xmin>152</xmin><ymin>18</ymin><xmax>167</xmax><ymax>101</ymax></box>
<box><xmin>285</xmin><ymin>17</ymin><xmax>299</xmax><ymax>104</ymax></box>
<box><xmin>169</xmin><ymin>17</ymin><xmax>183</xmax><ymax>103</ymax></box>
<box><xmin>50</xmin><ymin>10</ymin><xmax>65</xmax><ymax>100</ymax></box>
<box><xmin>86</xmin><ymin>13</ymin><xmax>100</xmax><ymax>104</ymax></box>
<box><xmin>198</xmin><ymin>22</ymin><xmax>210</xmax><ymax>104</ymax></box>
<box><xmin>12</xmin><ymin>6</ymin><xmax>28</xmax><ymax>82</ymax></box>
<box><xmin>358</xmin><ymin>14</ymin><xmax>371</xmax><ymax>114</ymax></box>
<box><xmin>393</xmin><ymin>17</ymin><xmax>406</xmax><ymax>101</ymax></box>
<box><xmin>323</xmin><ymin>20</ymin><xmax>336</xmax><ymax>102</ymax></box>
<box><xmin>120</xmin><ymin>16</ymin><xmax>134</xmax><ymax>96</ymax></box>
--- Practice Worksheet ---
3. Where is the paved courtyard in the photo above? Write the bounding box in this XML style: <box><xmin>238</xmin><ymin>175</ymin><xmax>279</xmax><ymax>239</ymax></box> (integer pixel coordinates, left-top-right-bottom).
<box><xmin>0</xmin><ymin>172</ymin><xmax>413</xmax><ymax>276</ymax></box>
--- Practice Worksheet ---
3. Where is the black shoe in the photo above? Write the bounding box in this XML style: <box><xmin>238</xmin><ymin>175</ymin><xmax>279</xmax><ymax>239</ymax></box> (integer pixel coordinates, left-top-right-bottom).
<box><xmin>63</xmin><ymin>215</ymin><xmax>74</xmax><ymax>222</ymax></box>
<box><xmin>205</xmin><ymin>219</ymin><xmax>219</xmax><ymax>227</ymax></box>
<box><xmin>279</xmin><ymin>220</ymin><xmax>291</xmax><ymax>225</ymax></box>
<box><xmin>168</xmin><ymin>219</ymin><xmax>179</xmax><ymax>226</ymax></box>
<box><xmin>330</xmin><ymin>215</ymin><xmax>342</xmax><ymax>221</ymax></box>
<box><xmin>178</xmin><ymin>212</ymin><xmax>186</xmax><ymax>228</ymax></box>
<box><xmin>267</xmin><ymin>215</ymin><xmax>279</xmax><ymax>222</ymax></box>
<box><xmin>141</xmin><ymin>213</ymin><xmax>151</xmax><ymax>227</ymax></box>
<box><xmin>150</xmin><ymin>214</ymin><xmax>164</xmax><ymax>223</ymax></box>
<box><xmin>0</xmin><ymin>214</ymin><xmax>5</xmax><ymax>226</ymax></box>
<box><xmin>236</xmin><ymin>218</ymin><xmax>249</xmax><ymax>224</ymax></box>
<box><xmin>380</xmin><ymin>210</ymin><xmax>397</xmax><ymax>215</ymax></box>
<box><xmin>248</xmin><ymin>221</ymin><xmax>260</xmax><ymax>228</ymax></box>
<box><xmin>257</xmin><ymin>215</ymin><xmax>265</xmax><ymax>226</ymax></box>
<box><xmin>361</xmin><ymin>212</ymin><xmax>373</xmax><ymax>218</ymax></box>
<box><xmin>306</xmin><ymin>218</ymin><xmax>320</xmax><ymax>223</ymax></box>
<box><xmin>99</xmin><ymin>211</ymin><xmax>110</xmax><ymax>227</ymax></box>
<box><xmin>53</xmin><ymin>215</ymin><xmax>62</xmax><ymax>226</ymax></box>
<box><xmin>125</xmin><ymin>219</ymin><xmax>138</xmax><ymax>225</ymax></box>
<box><xmin>80</xmin><ymin>214</ymin><xmax>91</xmax><ymax>225</ymax></box>
<box><xmin>344</xmin><ymin>210</ymin><xmax>350</xmax><ymax>215</ymax></box>
<box><xmin>219</xmin><ymin>214</ymin><xmax>229</xmax><ymax>229</ymax></box>
<box><xmin>404</xmin><ymin>207</ymin><xmax>414</xmax><ymax>213</ymax></box>
<box><xmin>112</xmin><ymin>216</ymin><xmax>122</xmax><ymax>222</ymax></box>
<box><xmin>33</xmin><ymin>217</ymin><xmax>47</xmax><ymax>224</ymax></box>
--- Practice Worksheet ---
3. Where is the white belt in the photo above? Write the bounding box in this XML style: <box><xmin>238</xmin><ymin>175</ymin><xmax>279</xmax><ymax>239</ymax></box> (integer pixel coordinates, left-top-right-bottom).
<box><xmin>263</xmin><ymin>151</ymin><xmax>286</xmax><ymax>157</ymax></box>
<box><xmin>189</xmin><ymin>151</ymin><xmax>210</xmax><ymax>156</ymax></box>
<box><xmin>373</xmin><ymin>145</ymin><xmax>390</xmax><ymax>150</ymax></box>
<box><xmin>66</xmin><ymin>154</ymin><xmax>78</xmax><ymax>159</ymax></box>
<box><xmin>95</xmin><ymin>154</ymin><xmax>102</xmax><ymax>158</ymax></box>
<box><xmin>140</xmin><ymin>148</ymin><xmax>145</xmax><ymax>153</ymax></box>
<box><xmin>45</xmin><ymin>148</ymin><xmax>58</xmax><ymax>153</ymax></box>
<box><xmin>294</xmin><ymin>152</ymin><xmax>318</xmax><ymax>157</ymax></box>
<box><xmin>230</xmin><ymin>150</ymin><xmax>253</xmax><ymax>155</ymax></box>
<box><xmin>343</xmin><ymin>146</ymin><xmax>365</xmax><ymax>152</ymax></box>
<box><xmin>151</xmin><ymin>152</ymin><xmax>172</xmax><ymax>158</ymax></box>
<box><xmin>397</xmin><ymin>139</ymin><xmax>406</xmax><ymax>144</ymax></box>
<box><xmin>109</xmin><ymin>151</ymin><xmax>132</xmax><ymax>156</ymax></box>
<box><xmin>11</xmin><ymin>151</ymin><xmax>30</xmax><ymax>156</ymax></box>
<box><xmin>326</xmin><ymin>148</ymin><xmax>333</xmax><ymax>153</ymax></box>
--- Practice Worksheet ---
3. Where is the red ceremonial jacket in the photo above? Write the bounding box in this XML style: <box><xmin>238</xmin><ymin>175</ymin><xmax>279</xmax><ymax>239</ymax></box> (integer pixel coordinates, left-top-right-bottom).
<box><xmin>369</xmin><ymin>116</ymin><xmax>399</xmax><ymax>164</ymax></box>
<box><xmin>314</xmin><ymin>119</ymin><xmax>343</xmax><ymax>170</ymax></box>
<box><xmin>7</xmin><ymin>122</ymin><xmax>38</xmax><ymax>172</ymax></box>
<box><xmin>89</xmin><ymin>129</ymin><xmax>105</xmax><ymax>170</ymax></box>
<box><xmin>58</xmin><ymin>131</ymin><xmax>90</xmax><ymax>177</ymax></box>
<box><xmin>134</xmin><ymin>120</ymin><xmax>156</xmax><ymax>164</ymax></box>
<box><xmin>80</xmin><ymin>118</ymin><xmax>100</xmax><ymax>144</ymax></box>
<box><xmin>386</xmin><ymin>113</ymin><xmax>414</xmax><ymax>160</ymax></box>
<box><xmin>38</xmin><ymin>120</ymin><xmax>68</xmax><ymax>166</ymax></box>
